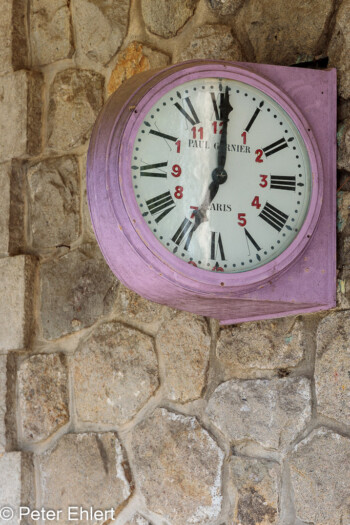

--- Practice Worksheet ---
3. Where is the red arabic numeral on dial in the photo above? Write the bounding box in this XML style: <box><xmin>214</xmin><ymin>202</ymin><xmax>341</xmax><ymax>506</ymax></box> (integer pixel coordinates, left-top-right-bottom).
<box><xmin>190</xmin><ymin>206</ymin><xmax>198</xmax><ymax>219</ymax></box>
<box><xmin>171</xmin><ymin>164</ymin><xmax>182</xmax><ymax>177</ymax></box>
<box><xmin>192</xmin><ymin>126</ymin><xmax>204</xmax><ymax>140</ymax></box>
<box><xmin>238</xmin><ymin>213</ymin><xmax>247</xmax><ymax>227</ymax></box>
<box><xmin>174</xmin><ymin>186</ymin><xmax>184</xmax><ymax>199</ymax></box>
<box><xmin>175</xmin><ymin>140</ymin><xmax>181</xmax><ymax>153</ymax></box>
<box><xmin>212</xmin><ymin>121</ymin><xmax>223</xmax><ymax>134</ymax></box>
<box><xmin>241</xmin><ymin>131</ymin><xmax>247</xmax><ymax>145</ymax></box>
<box><xmin>255</xmin><ymin>149</ymin><xmax>263</xmax><ymax>163</ymax></box>
<box><xmin>259</xmin><ymin>174</ymin><xmax>268</xmax><ymax>188</ymax></box>
<box><xmin>251</xmin><ymin>196</ymin><xmax>261</xmax><ymax>209</ymax></box>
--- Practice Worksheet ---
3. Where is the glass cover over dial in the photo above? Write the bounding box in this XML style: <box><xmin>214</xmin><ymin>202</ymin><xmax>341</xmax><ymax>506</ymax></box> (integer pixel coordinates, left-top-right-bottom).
<box><xmin>131</xmin><ymin>77</ymin><xmax>312</xmax><ymax>273</ymax></box>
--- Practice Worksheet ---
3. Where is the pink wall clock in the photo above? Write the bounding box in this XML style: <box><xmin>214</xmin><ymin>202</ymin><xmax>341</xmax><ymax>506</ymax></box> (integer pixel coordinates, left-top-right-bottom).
<box><xmin>87</xmin><ymin>60</ymin><xmax>337</xmax><ymax>324</ymax></box>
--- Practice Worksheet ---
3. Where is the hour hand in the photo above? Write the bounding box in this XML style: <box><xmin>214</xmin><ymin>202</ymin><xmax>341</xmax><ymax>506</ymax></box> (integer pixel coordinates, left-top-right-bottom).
<box><xmin>193</xmin><ymin>180</ymin><xmax>220</xmax><ymax>228</ymax></box>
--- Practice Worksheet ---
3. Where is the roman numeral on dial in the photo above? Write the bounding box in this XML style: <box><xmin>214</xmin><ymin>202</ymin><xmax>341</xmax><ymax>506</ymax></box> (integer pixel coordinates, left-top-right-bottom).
<box><xmin>244</xmin><ymin>228</ymin><xmax>261</xmax><ymax>252</ymax></box>
<box><xmin>245</xmin><ymin>101</ymin><xmax>264</xmax><ymax>133</ymax></box>
<box><xmin>263</xmin><ymin>137</ymin><xmax>288</xmax><ymax>157</ymax></box>
<box><xmin>143</xmin><ymin>121</ymin><xmax>178</xmax><ymax>142</ymax></box>
<box><xmin>211</xmin><ymin>232</ymin><xmax>226</xmax><ymax>260</ymax></box>
<box><xmin>174</xmin><ymin>97</ymin><xmax>200</xmax><ymax>126</ymax></box>
<box><xmin>270</xmin><ymin>175</ymin><xmax>296</xmax><ymax>191</ymax></box>
<box><xmin>146</xmin><ymin>191</ymin><xmax>175</xmax><ymax>223</ymax></box>
<box><xmin>140</xmin><ymin>162</ymin><xmax>168</xmax><ymax>178</ymax></box>
<box><xmin>259</xmin><ymin>202</ymin><xmax>289</xmax><ymax>232</ymax></box>
<box><xmin>211</xmin><ymin>92</ymin><xmax>231</xmax><ymax>121</ymax></box>
<box><xmin>172</xmin><ymin>218</ymin><xmax>195</xmax><ymax>251</ymax></box>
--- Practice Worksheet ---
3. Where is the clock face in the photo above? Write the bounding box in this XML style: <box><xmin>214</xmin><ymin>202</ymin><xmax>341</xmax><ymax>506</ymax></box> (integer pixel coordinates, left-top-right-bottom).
<box><xmin>131</xmin><ymin>77</ymin><xmax>312</xmax><ymax>274</ymax></box>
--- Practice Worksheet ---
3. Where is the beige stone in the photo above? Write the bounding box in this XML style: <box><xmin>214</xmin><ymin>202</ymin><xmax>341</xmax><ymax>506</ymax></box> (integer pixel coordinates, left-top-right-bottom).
<box><xmin>30</xmin><ymin>0</ymin><xmax>73</xmax><ymax>66</ymax></box>
<box><xmin>337</xmin><ymin>189</ymin><xmax>350</xmax><ymax>268</ymax></box>
<box><xmin>108</xmin><ymin>42</ymin><xmax>169</xmax><ymax>95</ymax></box>
<box><xmin>116</xmin><ymin>285</ymin><xmax>165</xmax><ymax>324</ymax></box>
<box><xmin>217</xmin><ymin>316</ymin><xmax>305</xmax><ymax>373</ymax></box>
<box><xmin>73</xmin><ymin>0</ymin><xmax>130</xmax><ymax>65</ymax></box>
<box><xmin>206</xmin><ymin>0</ymin><xmax>243</xmax><ymax>16</ymax></box>
<box><xmin>290</xmin><ymin>428</ymin><xmax>350</xmax><ymax>524</ymax></box>
<box><xmin>47</xmin><ymin>69</ymin><xmax>104</xmax><ymax>151</ymax></box>
<box><xmin>125</xmin><ymin>514</ymin><xmax>152</xmax><ymax>525</ymax></box>
<box><xmin>0</xmin><ymin>71</ymin><xmax>43</xmax><ymax>161</ymax></box>
<box><xmin>206</xmin><ymin>377</ymin><xmax>311</xmax><ymax>450</ymax></box>
<box><xmin>18</xmin><ymin>353</ymin><xmax>69</xmax><ymax>443</ymax></box>
<box><xmin>27</xmin><ymin>156</ymin><xmax>80</xmax><ymax>249</ymax></box>
<box><xmin>73</xmin><ymin>322</ymin><xmax>159</xmax><ymax>425</ymax></box>
<box><xmin>315</xmin><ymin>312</ymin><xmax>350</xmax><ymax>426</ymax></box>
<box><xmin>40</xmin><ymin>244</ymin><xmax>118</xmax><ymax>340</ymax></box>
<box><xmin>0</xmin><ymin>256</ymin><xmax>36</xmax><ymax>352</ymax></box>
<box><xmin>337</xmin><ymin>266</ymin><xmax>350</xmax><ymax>308</ymax></box>
<box><xmin>328</xmin><ymin>0</ymin><xmax>350</xmax><ymax>99</ymax></box>
<box><xmin>0</xmin><ymin>452</ymin><xmax>34</xmax><ymax>525</ymax></box>
<box><xmin>0</xmin><ymin>163</ymin><xmax>11</xmax><ymax>255</ymax></box>
<box><xmin>338</xmin><ymin>119</ymin><xmax>350</xmax><ymax>173</ymax></box>
<box><xmin>175</xmin><ymin>24</ymin><xmax>242</xmax><ymax>62</ymax></box>
<box><xmin>156</xmin><ymin>312</ymin><xmax>210</xmax><ymax>402</ymax></box>
<box><xmin>142</xmin><ymin>0</ymin><xmax>197</xmax><ymax>38</ymax></box>
<box><xmin>0</xmin><ymin>0</ymin><xmax>28</xmax><ymax>74</ymax></box>
<box><xmin>229</xmin><ymin>456</ymin><xmax>279</xmax><ymax>525</ymax></box>
<box><xmin>235</xmin><ymin>0</ymin><xmax>333</xmax><ymax>65</ymax></box>
<box><xmin>37</xmin><ymin>432</ymin><xmax>132</xmax><ymax>525</ymax></box>
<box><xmin>131</xmin><ymin>408</ymin><xmax>223</xmax><ymax>524</ymax></box>
<box><xmin>0</xmin><ymin>355</ymin><xmax>6</xmax><ymax>451</ymax></box>
<box><xmin>7</xmin><ymin>161</ymin><xmax>26</xmax><ymax>255</ymax></box>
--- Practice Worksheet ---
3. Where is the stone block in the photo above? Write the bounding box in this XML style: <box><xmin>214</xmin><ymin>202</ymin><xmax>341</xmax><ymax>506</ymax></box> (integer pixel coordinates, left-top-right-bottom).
<box><xmin>108</xmin><ymin>42</ymin><xmax>170</xmax><ymax>96</ymax></box>
<box><xmin>229</xmin><ymin>456</ymin><xmax>279</xmax><ymax>525</ymax></box>
<box><xmin>0</xmin><ymin>162</ymin><xmax>11</xmax><ymax>255</ymax></box>
<box><xmin>0</xmin><ymin>452</ymin><xmax>34</xmax><ymax>525</ymax></box>
<box><xmin>0</xmin><ymin>256</ymin><xmax>36</xmax><ymax>352</ymax></box>
<box><xmin>235</xmin><ymin>0</ymin><xmax>333</xmax><ymax>65</ymax></box>
<box><xmin>37</xmin><ymin>432</ymin><xmax>132</xmax><ymax>524</ymax></box>
<box><xmin>174</xmin><ymin>24</ymin><xmax>242</xmax><ymax>62</ymax></box>
<box><xmin>289</xmin><ymin>428</ymin><xmax>350</xmax><ymax>524</ymax></box>
<box><xmin>206</xmin><ymin>0</ymin><xmax>243</xmax><ymax>16</ymax></box>
<box><xmin>0</xmin><ymin>0</ymin><xmax>28</xmax><ymax>74</ymax></box>
<box><xmin>72</xmin><ymin>0</ymin><xmax>130</xmax><ymax>65</ymax></box>
<box><xmin>337</xmin><ymin>119</ymin><xmax>350</xmax><ymax>174</ymax></box>
<box><xmin>328</xmin><ymin>0</ymin><xmax>350</xmax><ymax>99</ymax></box>
<box><xmin>8</xmin><ymin>161</ymin><xmax>26</xmax><ymax>255</ymax></box>
<box><xmin>115</xmin><ymin>285</ymin><xmax>165</xmax><ymax>324</ymax></box>
<box><xmin>26</xmin><ymin>156</ymin><xmax>80</xmax><ymax>249</ymax></box>
<box><xmin>125</xmin><ymin>514</ymin><xmax>152</xmax><ymax>525</ymax></box>
<box><xmin>141</xmin><ymin>0</ymin><xmax>196</xmax><ymax>38</ymax></box>
<box><xmin>206</xmin><ymin>377</ymin><xmax>311</xmax><ymax>450</ymax></box>
<box><xmin>30</xmin><ymin>0</ymin><xmax>73</xmax><ymax>66</ymax></box>
<box><xmin>40</xmin><ymin>244</ymin><xmax>118</xmax><ymax>340</ymax></box>
<box><xmin>217</xmin><ymin>316</ymin><xmax>305</xmax><ymax>374</ymax></box>
<box><xmin>18</xmin><ymin>353</ymin><xmax>69</xmax><ymax>443</ymax></box>
<box><xmin>131</xmin><ymin>408</ymin><xmax>223</xmax><ymax>525</ymax></box>
<box><xmin>315</xmin><ymin>312</ymin><xmax>350</xmax><ymax>426</ymax></box>
<box><xmin>156</xmin><ymin>312</ymin><xmax>211</xmax><ymax>402</ymax></box>
<box><xmin>47</xmin><ymin>69</ymin><xmax>104</xmax><ymax>152</ymax></box>
<box><xmin>0</xmin><ymin>71</ymin><xmax>43</xmax><ymax>161</ymax></box>
<box><xmin>0</xmin><ymin>355</ymin><xmax>6</xmax><ymax>451</ymax></box>
<box><xmin>73</xmin><ymin>322</ymin><xmax>159</xmax><ymax>425</ymax></box>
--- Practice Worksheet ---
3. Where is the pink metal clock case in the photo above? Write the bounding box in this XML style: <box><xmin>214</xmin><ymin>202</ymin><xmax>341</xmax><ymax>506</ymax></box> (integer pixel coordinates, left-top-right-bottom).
<box><xmin>87</xmin><ymin>60</ymin><xmax>336</xmax><ymax>324</ymax></box>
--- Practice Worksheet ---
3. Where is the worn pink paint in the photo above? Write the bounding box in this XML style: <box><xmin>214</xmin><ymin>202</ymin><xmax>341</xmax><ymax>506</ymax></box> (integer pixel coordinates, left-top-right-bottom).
<box><xmin>87</xmin><ymin>60</ymin><xmax>337</xmax><ymax>324</ymax></box>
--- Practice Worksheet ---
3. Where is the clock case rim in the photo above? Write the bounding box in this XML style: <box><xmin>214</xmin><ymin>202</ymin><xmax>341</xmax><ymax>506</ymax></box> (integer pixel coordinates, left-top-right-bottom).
<box><xmin>103</xmin><ymin>61</ymin><xmax>323</xmax><ymax>294</ymax></box>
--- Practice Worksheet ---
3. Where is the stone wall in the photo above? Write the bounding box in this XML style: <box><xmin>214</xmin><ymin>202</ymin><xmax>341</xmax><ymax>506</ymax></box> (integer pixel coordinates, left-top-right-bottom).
<box><xmin>0</xmin><ymin>1</ymin><xmax>350</xmax><ymax>524</ymax></box>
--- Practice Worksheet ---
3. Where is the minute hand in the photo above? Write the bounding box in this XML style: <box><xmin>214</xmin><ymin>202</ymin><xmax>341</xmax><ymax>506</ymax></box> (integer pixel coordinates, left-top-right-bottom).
<box><xmin>217</xmin><ymin>87</ymin><xmax>233</xmax><ymax>170</ymax></box>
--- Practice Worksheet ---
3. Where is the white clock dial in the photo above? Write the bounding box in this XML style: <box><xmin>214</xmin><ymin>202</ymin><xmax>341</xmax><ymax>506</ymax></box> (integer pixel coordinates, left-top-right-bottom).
<box><xmin>131</xmin><ymin>77</ymin><xmax>312</xmax><ymax>273</ymax></box>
